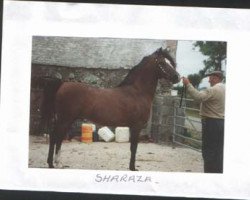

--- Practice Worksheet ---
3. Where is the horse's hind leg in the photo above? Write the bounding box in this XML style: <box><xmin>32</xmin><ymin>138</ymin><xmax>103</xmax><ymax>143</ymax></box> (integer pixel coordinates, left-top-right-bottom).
<box><xmin>47</xmin><ymin>119</ymin><xmax>70</xmax><ymax>168</ymax></box>
<box><xmin>129</xmin><ymin>127</ymin><xmax>140</xmax><ymax>171</ymax></box>
<box><xmin>54</xmin><ymin>119</ymin><xmax>73</xmax><ymax>168</ymax></box>
<box><xmin>54</xmin><ymin>131</ymin><xmax>66</xmax><ymax>168</ymax></box>
<box><xmin>47</xmin><ymin>132</ymin><xmax>56</xmax><ymax>168</ymax></box>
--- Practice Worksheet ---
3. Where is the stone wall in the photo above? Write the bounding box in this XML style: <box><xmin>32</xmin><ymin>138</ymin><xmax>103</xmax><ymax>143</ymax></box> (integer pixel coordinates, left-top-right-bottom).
<box><xmin>31</xmin><ymin>63</ymin><xmax>173</xmax><ymax>93</ymax></box>
<box><xmin>31</xmin><ymin>64</ymin><xmax>128</xmax><ymax>88</ymax></box>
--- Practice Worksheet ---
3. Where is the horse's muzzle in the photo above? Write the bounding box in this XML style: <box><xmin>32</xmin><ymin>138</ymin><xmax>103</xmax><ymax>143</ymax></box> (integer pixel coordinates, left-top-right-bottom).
<box><xmin>173</xmin><ymin>73</ymin><xmax>181</xmax><ymax>84</ymax></box>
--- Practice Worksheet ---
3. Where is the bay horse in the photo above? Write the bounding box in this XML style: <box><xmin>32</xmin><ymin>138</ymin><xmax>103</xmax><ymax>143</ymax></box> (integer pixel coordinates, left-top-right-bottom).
<box><xmin>41</xmin><ymin>48</ymin><xmax>180</xmax><ymax>171</ymax></box>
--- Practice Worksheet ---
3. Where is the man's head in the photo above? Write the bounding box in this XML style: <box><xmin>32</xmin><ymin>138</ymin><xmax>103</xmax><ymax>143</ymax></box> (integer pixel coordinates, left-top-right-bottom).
<box><xmin>205</xmin><ymin>71</ymin><xmax>224</xmax><ymax>86</ymax></box>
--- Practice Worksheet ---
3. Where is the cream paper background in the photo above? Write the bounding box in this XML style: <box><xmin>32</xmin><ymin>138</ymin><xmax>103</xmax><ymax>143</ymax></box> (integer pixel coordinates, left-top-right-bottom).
<box><xmin>1</xmin><ymin>1</ymin><xmax>250</xmax><ymax>199</ymax></box>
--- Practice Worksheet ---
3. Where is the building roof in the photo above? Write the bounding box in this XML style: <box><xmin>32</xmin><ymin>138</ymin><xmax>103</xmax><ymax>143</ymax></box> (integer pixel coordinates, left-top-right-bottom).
<box><xmin>32</xmin><ymin>36</ymin><xmax>176</xmax><ymax>69</ymax></box>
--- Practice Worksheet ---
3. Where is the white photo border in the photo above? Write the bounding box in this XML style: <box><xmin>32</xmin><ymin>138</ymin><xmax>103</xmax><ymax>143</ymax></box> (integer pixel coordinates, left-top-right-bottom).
<box><xmin>1</xmin><ymin>1</ymin><xmax>250</xmax><ymax>199</ymax></box>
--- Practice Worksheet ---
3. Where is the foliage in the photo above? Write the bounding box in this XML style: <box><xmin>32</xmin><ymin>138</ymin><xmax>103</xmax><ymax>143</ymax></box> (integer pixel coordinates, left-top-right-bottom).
<box><xmin>187</xmin><ymin>73</ymin><xmax>202</xmax><ymax>88</ymax></box>
<box><xmin>172</xmin><ymin>85</ymin><xmax>184</xmax><ymax>95</ymax></box>
<box><xmin>193</xmin><ymin>41</ymin><xmax>227</xmax><ymax>77</ymax></box>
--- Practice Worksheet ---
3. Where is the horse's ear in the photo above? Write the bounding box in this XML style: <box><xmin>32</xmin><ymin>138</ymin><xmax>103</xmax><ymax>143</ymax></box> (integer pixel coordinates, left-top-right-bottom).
<box><xmin>158</xmin><ymin>47</ymin><xmax>163</xmax><ymax>53</ymax></box>
<box><xmin>162</xmin><ymin>48</ymin><xmax>172</xmax><ymax>57</ymax></box>
<box><xmin>155</xmin><ymin>47</ymin><xmax>162</xmax><ymax>55</ymax></box>
<box><xmin>162</xmin><ymin>47</ymin><xmax>169</xmax><ymax>53</ymax></box>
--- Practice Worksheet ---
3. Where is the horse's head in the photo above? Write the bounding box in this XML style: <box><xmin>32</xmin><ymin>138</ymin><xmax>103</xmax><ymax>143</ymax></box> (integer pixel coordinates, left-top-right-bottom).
<box><xmin>153</xmin><ymin>48</ymin><xmax>180</xmax><ymax>84</ymax></box>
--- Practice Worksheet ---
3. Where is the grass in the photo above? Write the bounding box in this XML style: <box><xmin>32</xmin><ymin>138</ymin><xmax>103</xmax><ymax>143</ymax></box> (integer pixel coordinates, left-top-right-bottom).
<box><xmin>185</xmin><ymin>109</ymin><xmax>200</xmax><ymax>118</ymax></box>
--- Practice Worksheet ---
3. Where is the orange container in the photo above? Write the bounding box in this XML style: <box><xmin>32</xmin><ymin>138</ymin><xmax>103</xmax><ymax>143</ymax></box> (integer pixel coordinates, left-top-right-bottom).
<box><xmin>81</xmin><ymin>124</ymin><xmax>93</xmax><ymax>143</ymax></box>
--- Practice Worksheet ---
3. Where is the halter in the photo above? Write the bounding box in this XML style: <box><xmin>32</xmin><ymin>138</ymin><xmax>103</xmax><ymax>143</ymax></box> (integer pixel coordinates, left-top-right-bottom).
<box><xmin>159</xmin><ymin>64</ymin><xmax>168</xmax><ymax>74</ymax></box>
<box><xmin>155</xmin><ymin>57</ymin><xmax>175</xmax><ymax>75</ymax></box>
<box><xmin>155</xmin><ymin>57</ymin><xmax>184</xmax><ymax>108</ymax></box>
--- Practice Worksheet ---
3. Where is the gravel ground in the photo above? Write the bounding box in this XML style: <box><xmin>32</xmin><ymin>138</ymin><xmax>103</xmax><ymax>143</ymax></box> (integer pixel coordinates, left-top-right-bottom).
<box><xmin>29</xmin><ymin>136</ymin><xmax>203</xmax><ymax>172</ymax></box>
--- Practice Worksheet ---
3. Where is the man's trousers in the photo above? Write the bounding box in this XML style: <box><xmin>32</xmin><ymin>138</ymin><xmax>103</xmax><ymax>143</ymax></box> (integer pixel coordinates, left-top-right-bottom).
<box><xmin>202</xmin><ymin>118</ymin><xmax>224</xmax><ymax>173</ymax></box>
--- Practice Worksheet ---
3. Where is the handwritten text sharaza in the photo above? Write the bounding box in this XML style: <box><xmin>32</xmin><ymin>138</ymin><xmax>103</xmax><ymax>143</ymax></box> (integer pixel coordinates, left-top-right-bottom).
<box><xmin>95</xmin><ymin>173</ymin><xmax>152</xmax><ymax>183</ymax></box>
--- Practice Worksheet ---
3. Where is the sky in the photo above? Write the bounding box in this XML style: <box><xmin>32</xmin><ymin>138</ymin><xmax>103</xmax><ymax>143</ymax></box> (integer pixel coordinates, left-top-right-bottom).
<box><xmin>176</xmin><ymin>40</ymin><xmax>210</xmax><ymax>88</ymax></box>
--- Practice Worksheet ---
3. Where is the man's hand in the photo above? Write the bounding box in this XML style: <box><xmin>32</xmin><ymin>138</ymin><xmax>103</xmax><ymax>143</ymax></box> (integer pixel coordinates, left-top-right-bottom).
<box><xmin>182</xmin><ymin>77</ymin><xmax>190</xmax><ymax>85</ymax></box>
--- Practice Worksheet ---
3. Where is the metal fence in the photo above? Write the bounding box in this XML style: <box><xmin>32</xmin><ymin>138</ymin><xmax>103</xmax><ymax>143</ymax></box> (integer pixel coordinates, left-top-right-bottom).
<box><xmin>172</xmin><ymin>97</ymin><xmax>202</xmax><ymax>152</ymax></box>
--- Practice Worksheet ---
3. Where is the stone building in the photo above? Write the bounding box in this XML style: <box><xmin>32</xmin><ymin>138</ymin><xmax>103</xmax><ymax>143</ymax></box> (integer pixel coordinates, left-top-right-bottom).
<box><xmin>30</xmin><ymin>36</ymin><xmax>178</xmax><ymax>143</ymax></box>
<box><xmin>32</xmin><ymin>36</ymin><xmax>177</xmax><ymax>89</ymax></box>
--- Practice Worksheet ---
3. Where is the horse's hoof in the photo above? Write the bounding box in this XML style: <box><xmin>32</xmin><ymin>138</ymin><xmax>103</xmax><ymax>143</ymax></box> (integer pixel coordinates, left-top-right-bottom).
<box><xmin>129</xmin><ymin>167</ymin><xmax>139</xmax><ymax>171</ymax></box>
<box><xmin>48</xmin><ymin>164</ymin><xmax>54</xmax><ymax>168</ymax></box>
<box><xmin>130</xmin><ymin>169</ymin><xmax>139</xmax><ymax>171</ymax></box>
<box><xmin>55</xmin><ymin>163</ymin><xmax>63</xmax><ymax>168</ymax></box>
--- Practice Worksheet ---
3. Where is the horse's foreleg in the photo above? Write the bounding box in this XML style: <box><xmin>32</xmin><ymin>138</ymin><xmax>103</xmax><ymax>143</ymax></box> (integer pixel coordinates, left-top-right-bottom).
<box><xmin>129</xmin><ymin>127</ymin><xmax>140</xmax><ymax>171</ymax></box>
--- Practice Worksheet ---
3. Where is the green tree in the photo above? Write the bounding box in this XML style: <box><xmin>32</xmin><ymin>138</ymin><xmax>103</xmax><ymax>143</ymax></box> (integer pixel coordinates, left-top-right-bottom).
<box><xmin>188</xmin><ymin>73</ymin><xmax>202</xmax><ymax>88</ymax></box>
<box><xmin>193</xmin><ymin>41</ymin><xmax>227</xmax><ymax>77</ymax></box>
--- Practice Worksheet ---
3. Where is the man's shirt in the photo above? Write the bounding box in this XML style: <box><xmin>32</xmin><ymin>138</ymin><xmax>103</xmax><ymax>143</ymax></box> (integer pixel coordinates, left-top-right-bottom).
<box><xmin>186</xmin><ymin>82</ymin><xmax>225</xmax><ymax>119</ymax></box>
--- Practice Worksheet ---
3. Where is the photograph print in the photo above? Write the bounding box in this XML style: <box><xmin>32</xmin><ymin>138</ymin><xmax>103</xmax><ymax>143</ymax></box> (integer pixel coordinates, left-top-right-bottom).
<box><xmin>29</xmin><ymin>36</ymin><xmax>226</xmax><ymax>173</ymax></box>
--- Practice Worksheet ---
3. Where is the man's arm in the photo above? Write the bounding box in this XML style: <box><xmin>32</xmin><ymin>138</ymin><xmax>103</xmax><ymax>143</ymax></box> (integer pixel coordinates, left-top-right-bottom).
<box><xmin>182</xmin><ymin>77</ymin><xmax>213</xmax><ymax>102</ymax></box>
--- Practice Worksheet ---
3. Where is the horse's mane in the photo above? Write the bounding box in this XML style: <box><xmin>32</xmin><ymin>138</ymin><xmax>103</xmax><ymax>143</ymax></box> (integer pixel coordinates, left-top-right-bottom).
<box><xmin>117</xmin><ymin>49</ymin><xmax>176</xmax><ymax>87</ymax></box>
<box><xmin>117</xmin><ymin>56</ymin><xmax>149</xmax><ymax>87</ymax></box>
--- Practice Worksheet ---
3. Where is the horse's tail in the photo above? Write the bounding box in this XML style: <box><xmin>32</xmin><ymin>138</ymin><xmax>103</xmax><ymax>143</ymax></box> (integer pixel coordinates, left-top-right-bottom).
<box><xmin>38</xmin><ymin>76</ymin><xmax>63</xmax><ymax>134</ymax></box>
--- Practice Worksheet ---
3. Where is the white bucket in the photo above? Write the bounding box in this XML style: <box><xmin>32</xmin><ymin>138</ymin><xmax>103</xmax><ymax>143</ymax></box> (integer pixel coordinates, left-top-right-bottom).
<box><xmin>171</xmin><ymin>89</ymin><xmax>178</xmax><ymax>96</ymax></box>
<box><xmin>115</xmin><ymin>127</ymin><xmax>130</xmax><ymax>143</ymax></box>
<box><xmin>98</xmin><ymin>127</ymin><xmax>115</xmax><ymax>142</ymax></box>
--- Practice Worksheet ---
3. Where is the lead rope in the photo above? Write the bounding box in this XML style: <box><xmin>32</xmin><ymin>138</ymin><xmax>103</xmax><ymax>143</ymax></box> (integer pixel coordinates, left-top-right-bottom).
<box><xmin>179</xmin><ymin>84</ymin><xmax>186</xmax><ymax>108</ymax></box>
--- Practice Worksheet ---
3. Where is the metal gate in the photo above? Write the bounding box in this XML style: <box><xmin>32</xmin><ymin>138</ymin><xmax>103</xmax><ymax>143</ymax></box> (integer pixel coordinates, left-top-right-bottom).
<box><xmin>173</xmin><ymin>97</ymin><xmax>202</xmax><ymax>152</ymax></box>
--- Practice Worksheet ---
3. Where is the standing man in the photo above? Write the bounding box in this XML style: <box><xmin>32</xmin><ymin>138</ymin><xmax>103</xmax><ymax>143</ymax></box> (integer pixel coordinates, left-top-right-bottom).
<box><xmin>182</xmin><ymin>71</ymin><xmax>225</xmax><ymax>173</ymax></box>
